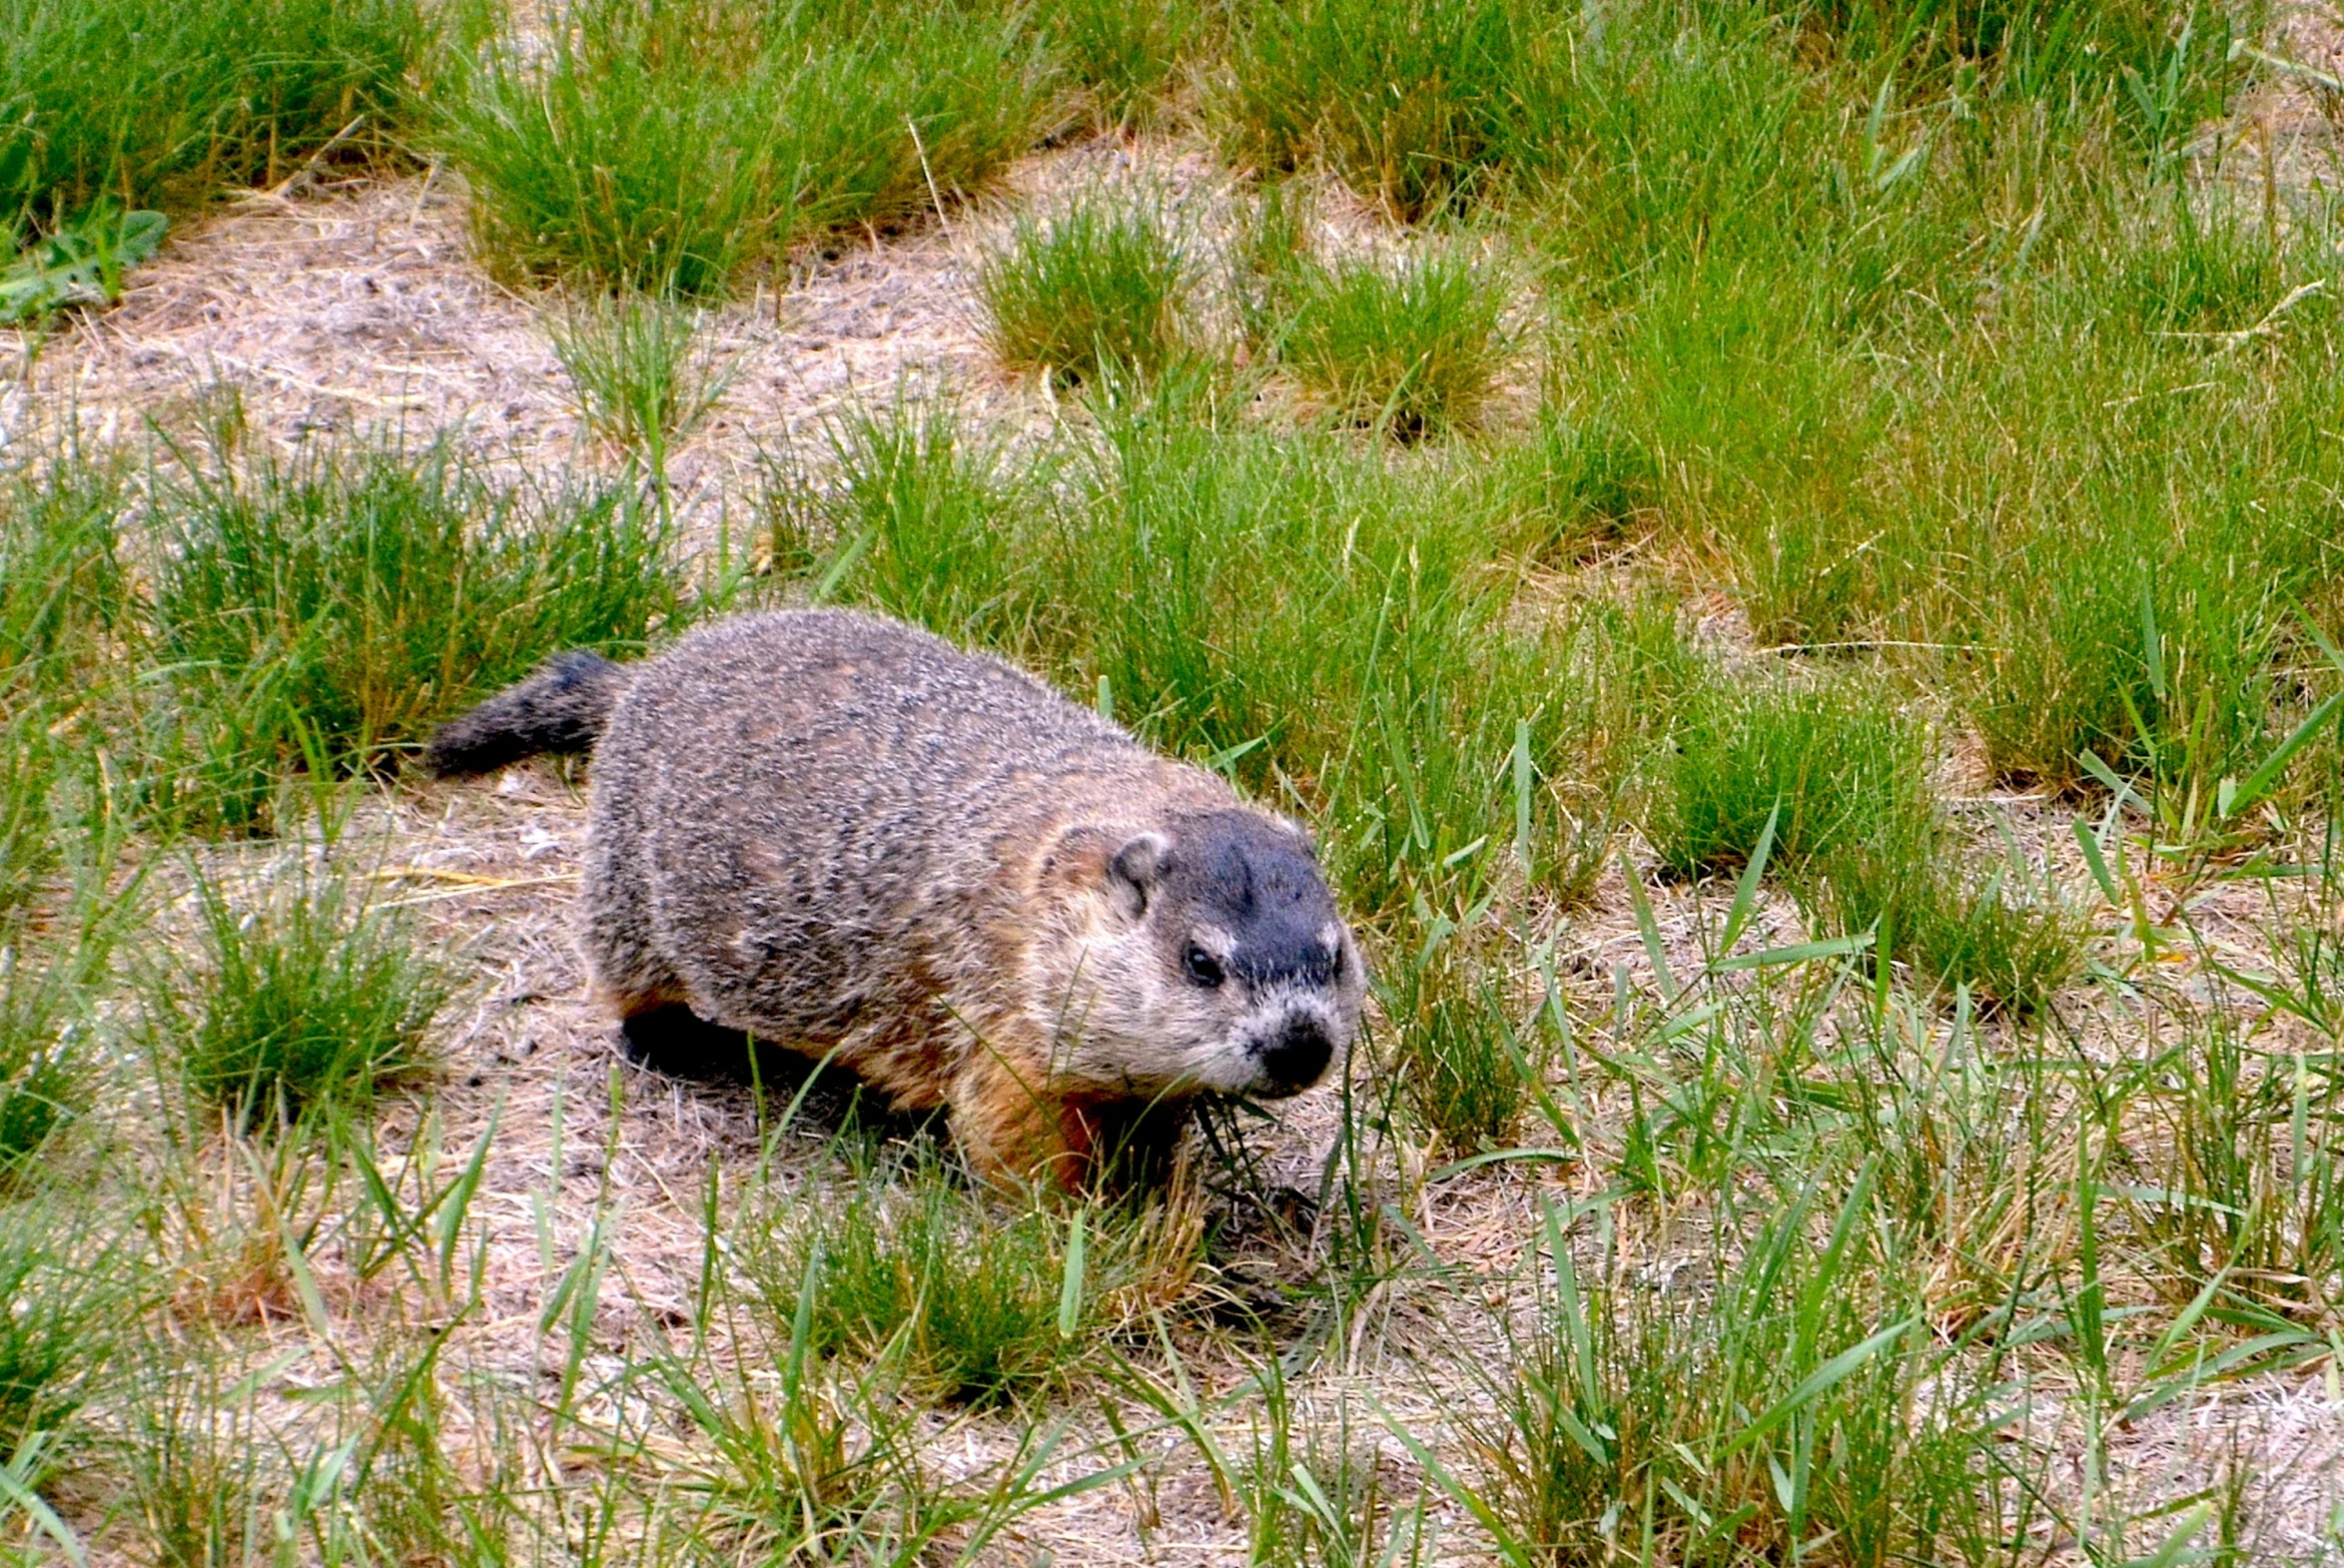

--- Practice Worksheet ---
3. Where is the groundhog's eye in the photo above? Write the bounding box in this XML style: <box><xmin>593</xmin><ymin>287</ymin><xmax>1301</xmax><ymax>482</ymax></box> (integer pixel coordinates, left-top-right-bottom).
<box><xmin>1182</xmin><ymin>944</ymin><xmax>1225</xmax><ymax>988</ymax></box>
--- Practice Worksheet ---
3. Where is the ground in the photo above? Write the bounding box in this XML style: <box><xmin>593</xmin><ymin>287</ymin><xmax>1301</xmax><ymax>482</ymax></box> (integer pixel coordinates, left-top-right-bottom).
<box><xmin>9</xmin><ymin>7</ymin><xmax>2344</xmax><ymax>1563</ymax></box>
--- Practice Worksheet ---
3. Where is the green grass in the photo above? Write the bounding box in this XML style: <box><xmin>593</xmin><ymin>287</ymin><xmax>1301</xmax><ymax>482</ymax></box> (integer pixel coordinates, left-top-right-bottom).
<box><xmin>1382</xmin><ymin>942</ymin><xmax>1531</xmax><ymax>1154</ymax></box>
<box><xmin>0</xmin><ymin>710</ymin><xmax>63</xmax><ymax>938</ymax></box>
<box><xmin>0</xmin><ymin>872</ymin><xmax>125</xmax><ymax>1174</ymax></box>
<box><xmin>1657</xmin><ymin>673</ymin><xmax>2082</xmax><ymax>1011</ymax></box>
<box><xmin>0</xmin><ymin>453</ymin><xmax>127</xmax><ymax>704</ymax></box>
<box><xmin>143</xmin><ymin>425</ymin><xmax>687</xmax><ymax>833</ymax></box>
<box><xmin>1653</xmin><ymin>676</ymin><xmax>1932</xmax><ymax>881</ymax></box>
<box><xmin>440</xmin><ymin>0</ymin><xmax>1060</xmax><ymax>293</ymax></box>
<box><xmin>1779</xmin><ymin>0</ymin><xmax>2253</xmax><ymax>140</ymax></box>
<box><xmin>0</xmin><ymin>456</ymin><xmax>137</xmax><ymax>1173</ymax></box>
<box><xmin>0</xmin><ymin>1196</ymin><xmax>130</xmax><ymax>1466</ymax></box>
<box><xmin>1219</xmin><ymin>0</ymin><xmax>1553</xmax><ymax>221</ymax></box>
<box><xmin>1266</xmin><ymin>241</ymin><xmax>1512</xmax><ymax>437</ymax></box>
<box><xmin>0</xmin><ymin>956</ymin><xmax>83</xmax><ymax>1173</ymax></box>
<box><xmin>1436</xmin><ymin>1181</ymin><xmax>2006</xmax><ymax>1565</ymax></box>
<box><xmin>119</xmin><ymin>1341</ymin><xmax>276</xmax><ymax>1568</ymax></box>
<box><xmin>979</xmin><ymin>194</ymin><xmax>1193</xmax><ymax>386</ymax></box>
<box><xmin>740</xmin><ymin>1152</ymin><xmax>1146</xmax><ymax>1408</ymax></box>
<box><xmin>0</xmin><ymin>0</ymin><xmax>429</xmax><ymax>242</ymax></box>
<box><xmin>1241</xmin><ymin>1357</ymin><xmax>1414</xmax><ymax>1565</ymax></box>
<box><xmin>1050</xmin><ymin>0</ymin><xmax>1203</xmax><ymax>128</ymax></box>
<box><xmin>154</xmin><ymin>870</ymin><xmax>448</xmax><ymax>1129</ymax></box>
<box><xmin>790</xmin><ymin>398</ymin><xmax>1028</xmax><ymax>649</ymax></box>
<box><xmin>548</xmin><ymin>292</ymin><xmax>734</xmax><ymax>472</ymax></box>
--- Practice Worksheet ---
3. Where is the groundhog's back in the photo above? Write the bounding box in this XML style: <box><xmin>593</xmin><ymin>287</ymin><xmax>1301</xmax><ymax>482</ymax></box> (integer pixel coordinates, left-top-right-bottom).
<box><xmin>583</xmin><ymin>609</ymin><xmax>1235</xmax><ymax>1057</ymax></box>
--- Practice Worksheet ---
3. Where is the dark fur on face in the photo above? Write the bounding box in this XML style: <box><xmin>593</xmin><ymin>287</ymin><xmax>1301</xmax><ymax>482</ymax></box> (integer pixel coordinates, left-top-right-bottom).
<box><xmin>1148</xmin><ymin>811</ymin><xmax>1343</xmax><ymax>990</ymax></box>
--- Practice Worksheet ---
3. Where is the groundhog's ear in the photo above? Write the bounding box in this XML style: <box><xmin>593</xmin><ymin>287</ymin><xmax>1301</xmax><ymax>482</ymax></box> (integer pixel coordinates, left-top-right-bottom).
<box><xmin>1107</xmin><ymin>831</ymin><xmax>1172</xmax><ymax>919</ymax></box>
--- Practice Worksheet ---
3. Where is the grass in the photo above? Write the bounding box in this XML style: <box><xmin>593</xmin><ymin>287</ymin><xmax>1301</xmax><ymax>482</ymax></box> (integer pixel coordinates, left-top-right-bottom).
<box><xmin>1266</xmin><ymin>240</ymin><xmax>1513</xmax><ymax>437</ymax></box>
<box><xmin>1051</xmin><ymin>0</ymin><xmax>1204</xmax><ymax>128</ymax></box>
<box><xmin>1653</xmin><ymin>676</ymin><xmax>1933</xmax><ymax>881</ymax></box>
<box><xmin>142</xmin><ymin>422</ymin><xmax>687</xmax><ymax>832</ymax></box>
<box><xmin>1434</xmin><ymin>1183</ymin><xmax>2006</xmax><ymax>1565</ymax></box>
<box><xmin>0</xmin><ymin>871</ymin><xmax>125</xmax><ymax>1174</ymax></box>
<box><xmin>0</xmin><ymin>451</ymin><xmax>128</xmax><ymax>707</ymax></box>
<box><xmin>0</xmin><ymin>1196</ymin><xmax>129</xmax><ymax>1470</ymax></box>
<box><xmin>979</xmin><ymin>194</ymin><xmax>1193</xmax><ymax>386</ymax></box>
<box><xmin>12</xmin><ymin>0</ymin><xmax>2344</xmax><ymax>1555</ymax></box>
<box><xmin>1657</xmin><ymin>674</ymin><xmax>2083</xmax><ymax>1012</ymax></box>
<box><xmin>548</xmin><ymin>291</ymin><xmax>734</xmax><ymax>473</ymax></box>
<box><xmin>1241</xmin><ymin>1357</ymin><xmax>1415</xmax><ymax>1565</ymax></box>
<box><xmin>787</xmin><ymin>397</ymin><xmax>1027</xmax><ymax>649</ymax></box>
<box><xmin>440</xmin><ymin>0</ymin><xmax>1061</xmax><ymax>293</ymax></box>
<box><xmin>152</xmin><ymin>869</ymin><xmax>448</xmax><ymax>1130</ymax></box>
<box><xmin>739</xmin><ymin>1149</ymin><xmax>1166</xmax><ymax>1408</ymax></box>
<box><xmin>1219</xmin><ymin>0</ymin><xmax>1552</xmax><ymax>221</ymax></box>
<box><xmin>119</xmin><ymin>1342</ymin><xmax>276</xmax><ymax>1568</ymax></box>
<box><xmin>0</xmin><ymin>455</ymin><xmax>136</xmax><ymax>1175</ymax></box>
<box><xmin>1381</xmin><ymin>941</ymin><xmax>1532</xmax><ymax>1154</ymax></box>
<box><xmin>0</xmin><ymin>0</ymin><xmax>429</xmax><ymax>243</ymax></box>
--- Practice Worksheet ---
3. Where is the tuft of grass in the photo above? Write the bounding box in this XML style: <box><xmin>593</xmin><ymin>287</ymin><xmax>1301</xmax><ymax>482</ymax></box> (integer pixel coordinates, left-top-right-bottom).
<box><xmin>120</xmin><ymin>1341</ymin><xmax>277</xmax><ymax>1568</ymax></box>
<box><xmin>0</xmin><ymin>0</ymin><xmax>428</xmax><ymax>238</ymax></box>
<box><xmin>0</xmin><ymin>711</ymin><xmax>64</xmax><ymax>938</ymax></box>
<box><xmin>1781</xmin><ymin>0</ymin><xmax>2252</xmax><ymax>147</ymax></box>
<box><xmin>154</xmin><ymin>871</ymin><xmax>448</xmax><ymax>1130</ymax></box>
<box><xmin>548</xmin><ymin>291</ymin><xmax>734</xmax><ymax>471</ymax></box>
<box><xmin>0</xmin><ymin>455</ymin><xmax>138</xmax><ymax>1172</ymax></box>
<box><xmin>1658</xmin><ymin>672</ymin><xmax>2082</xmax><ymax>1012</ymax></box>
<box><xmin>659</xmin><ymin>1174</ymin><xmax>1126</xmax><ymax>1566</ymax></box>
<box><xmin>0</xmin><ymin>452</ymin><xmax>128</xmax><ymax>701</ymax></box>
<box><xmin>743</xmin><ymin>1155</ymin><xmax>1109</xmax><ymax>1408</ymax></box>
<box><xmin>1435</xmin><ymin>1184</ymin><xmax>2006</xmax><ymax>1566</ymax></box>
<box><xmin>790</xmin><ymin>398</ymin><xmax>1029</xmax><ymax>650</ymax></box>
<box><xmin>0</xmin><ymin>963</ymin><xmax>83</xmax><ymax>1174</ymax></box>
<box><xmin>1219</xmin><ymin>0</ymin><xmax>1549</xmax><ymax>220</ymax></box>
<box><xmin>1270</xmin><ymin>244</ymin><xmax>1512</xmax><ymax>437</ymax></box>
<box><xmin>143</xmin><ymin>424</ymin><xmax>685</xmax><ymax>832</ymax></box>
<box><xmin>0</xmin><ymin>886</ymin><xmax>123</xmax><ymax>1174</ymax></box>
<box><xmin>1498</xmin><ymin>395</ymin><xmax>1662</xmax><ymax>562</ymax></box>
<box><xmin>1383</xmin><ymin>942</ymin><xmax>1530</xmax><ymax>1155</ymax></box>
<box><xmin>1051</xmin><ymin>0</ymin><xmax>1202</xmax><ymax>127</ymax></box>
<box><xmin>441</xmin><ymin>0</ymin><xmax>1060</xmax><ymax>294</ymax></box>
<box><xmin>1654</xmin><ymin>675</ymin><xmax>1933</xmax><ymax>882</ymax></box>
<box><xmin>1242</xmin><ymin>1358</ymin><xmax>1419</xmax><ymax>1566</ymax></box>
<box><xmin>1966</xmin><ymin>538</ymin><xmax>2291</xmax><ymax>798</ymax></box>
<box><xmin>0</xmin><ymin>1197</ymin><xmax>130</xmax><ymax>1467</ymax></box>
<box><xmin>2137</xmin><ymin>1010</ymin><xmax>2344</xmax><ymax>1312</ymax></box>
<box><xmin>978</xmin><ymin>195</ymin><xmax>1193</xmax><ymax>386</ymax></box>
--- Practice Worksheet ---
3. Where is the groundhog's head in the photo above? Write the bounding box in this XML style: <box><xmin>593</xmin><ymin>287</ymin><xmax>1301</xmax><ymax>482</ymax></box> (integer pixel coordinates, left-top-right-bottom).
<box><xmin>1042</xmin><ymin>809</ymin><xmax>1365</xmax><ymax>1101</ymax></box>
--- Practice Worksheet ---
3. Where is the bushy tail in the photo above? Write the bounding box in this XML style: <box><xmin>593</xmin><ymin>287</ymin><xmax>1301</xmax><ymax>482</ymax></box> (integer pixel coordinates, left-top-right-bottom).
<box><xmin>426</xmin><ymin>650</ymin><xmax>633</xmax><ymax>777</ymax></box>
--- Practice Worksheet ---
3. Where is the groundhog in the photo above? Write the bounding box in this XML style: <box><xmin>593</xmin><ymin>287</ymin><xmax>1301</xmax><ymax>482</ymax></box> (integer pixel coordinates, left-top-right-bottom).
<box><xmin>428</xmin><ymin>609</ymin><xmax>1365</xmax><ymax>1185</ymax></box>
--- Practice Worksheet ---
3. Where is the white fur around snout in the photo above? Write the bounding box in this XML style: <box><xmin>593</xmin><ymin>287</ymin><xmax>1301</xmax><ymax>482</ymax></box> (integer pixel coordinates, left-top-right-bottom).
<box><xmin>1228</xmin><ymin>984</ymin><xmax>1349</xmax><ymax>1099</ymax></box>
<box><xmin>1035</xmin><ymin>905</ymin><xmax>1360</xmax><ymax>1101</ymax></box>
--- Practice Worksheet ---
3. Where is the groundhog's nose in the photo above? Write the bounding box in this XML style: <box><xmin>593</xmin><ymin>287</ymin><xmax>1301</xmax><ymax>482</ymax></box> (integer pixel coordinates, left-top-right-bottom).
<box><xmin>1256</xmin><ymin>1017</ymin><xmax>1334</xmax><ymax>1093</ymax></box>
